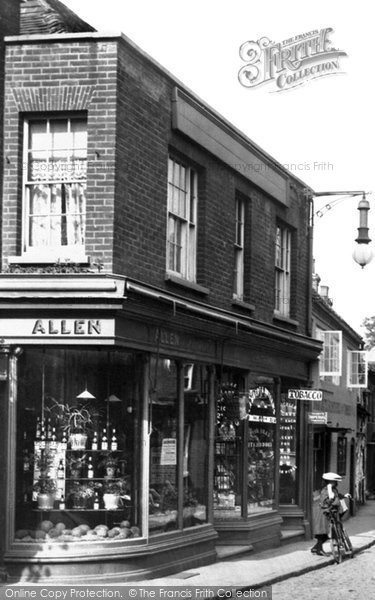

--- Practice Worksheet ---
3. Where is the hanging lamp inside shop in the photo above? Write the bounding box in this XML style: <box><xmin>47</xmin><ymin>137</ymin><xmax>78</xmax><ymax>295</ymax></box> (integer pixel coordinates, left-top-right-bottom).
<box><xmin>76</xmin><ymin>386</ymin><xmax>95</xmax><ymax>400</ymax></box>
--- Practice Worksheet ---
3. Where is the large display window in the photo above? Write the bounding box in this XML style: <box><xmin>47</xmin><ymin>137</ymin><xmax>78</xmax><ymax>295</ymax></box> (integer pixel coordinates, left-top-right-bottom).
<box><xmin>214</xmin><ymin>375</ymin><xmax>277</xmax><ymax>520</ymax></box>
<box><xmin>148</xmin><ymin>359</ymin><xmax>208</xmax><ymax>534</ymax></box>
<box><xmin>247</xmin><ymin>385</ymin><xmax>276</xmax><ymax>513</ymax></box>
<box><xmin>15</xmin><ymin>348</ymin><xmax>142</xmax><ymax>545</ymax></box>
<box><xmin>279</xmin><ymin>395</ymin><xmax>298</xmax><ymax>504</ymax></box>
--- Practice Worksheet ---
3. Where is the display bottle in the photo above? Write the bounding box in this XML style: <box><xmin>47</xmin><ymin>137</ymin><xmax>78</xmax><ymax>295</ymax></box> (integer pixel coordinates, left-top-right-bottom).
<box><xmin>40</xmin><ymin>426</ymin><xmax>46</xmax><ymax>448</ymax></box>
<box><xmin>101</xmin><ymin>428</ymin><xmax>108</xmax><ymax>451</ymax></box>
<box><xmin>61</xmin><ymin>430</ymin><xmax>68</xmax><ymax>449</ymax></box>
<box><xmin>47</xmin><ymin>418</ymin><xmax>52</xmax><ymax>441</ymax></box>
<box><xmin>110</xmin><ymin>428</ymin><xmax>118</xmax><ymax>451</ymax></box>
<box><xmin>57</xmin><ymin>459</ymin><xmax>65</xmax><ymax>479</ymax></box>
<box><xmin>91</xmin><ymin>431</ymin><xmax>98</xmax><ymax>451</ymax></box>
<box><xmin>87</xmin><ymin>457</ymin><xmax>94</xmax><ymax>478</ymax></box>
<box><xmin>93</xmin><ymin>491</ymin><xmax>100</xmax><ymax>510</ymax></box>
<box><xmin>59</xmin><ymin>495</ymin><xmax>66</xmax><ymax>510</ymax></box>
<box><xmin>23</xmin><ymin>449</ymin><xmax>30</xmax><ymax>472</ymax></box>
<box><xmin>50</xmin><ymin>427</ymin><xmax>57</xmax><ymax>447</ymax></box>
<box><xmin>35</xmin><ymin>418</ymin><xmax>41</xmax><ymax>441</ymax></box>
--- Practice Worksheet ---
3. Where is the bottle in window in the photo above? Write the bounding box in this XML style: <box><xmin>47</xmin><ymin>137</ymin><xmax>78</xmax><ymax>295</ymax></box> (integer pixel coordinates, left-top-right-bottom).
<box><xmin>57</xmin><ymin>459</ymin><xmax>65</xmax><ymax>479</ymax></box>
<box><xmin>91</xmin><ymin>431</ymin><xmax>98</xmax><ymax>450</ymax></box>
<box><xmin>101</xmin><ymin>428</ymin><xmax>108</xmax><ymax>451</ymax></box>
<box><xmin>61</xmin><ymin>430</ymin><xmax>68</xmax><ymax>449</ymax></box>
<box><xmin>35</xmin><ymin>418</ymin><xmax>41</xmax><ymax>441</ymax></box>
<box><xmin>50</xmin><ymin>427</ymin><xmax>57</xmax><ymax>447</ymax></box>
<box><xmin>110</xmin><ymin>428</ymin><xmax>118</xmax><ymax>451</ymax></box>
<box><xmin>93</xmin><ymin>491</ymin><xmax>99</xmax><ymax>510</ymax></box>
<box><xmin>59</xmin><ymin>495</ymin><xmax>66</xmax><ymax>510</ymax></box>
<box><xmin>40</xmin><ymin>426</ymin><xmax>46</xmax><ymax>448</ymax></box>
<box><xmin>87</xmin><ymin>457</ymin><xmax>94</xmax><ymax>478</ymax></box>
<box><xmin>23</xmin><ymin>448</ymin><xmax>30</xmax><ymax>473</ymax></box>
<box><xmin>47</xmin><ymin>418</ymin><xmax>52</xmax><ymax>441</ymax></box>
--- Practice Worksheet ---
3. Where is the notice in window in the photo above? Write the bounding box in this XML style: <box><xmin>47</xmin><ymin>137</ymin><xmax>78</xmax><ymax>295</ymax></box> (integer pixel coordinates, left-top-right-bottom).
<box><xmin>160</xmin><ymin>438</ymin><xmax>177</xmax><ymax>465</ymax></box>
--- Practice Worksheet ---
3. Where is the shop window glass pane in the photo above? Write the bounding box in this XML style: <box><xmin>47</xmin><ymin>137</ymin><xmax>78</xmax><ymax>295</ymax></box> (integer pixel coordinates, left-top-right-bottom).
<box><xmin>214</xmin><ymin>384</ymin><xmax>243</xmax><ymax>519</ymax></box>
<box><xmin>15</xmin><ymin>348</ymin><xmax>141</xmax><ymax>544</ymax></box>
<box><xmin>279</xmin><ymin>396</ymin><xmax>298</xmax><ymax>504</ymax></box>
<box><xmin>149</xmin><ymin>359</ymin><xmax>178</xmax><ymax>534</ymax></box>
<box><xmin>247</xmin><ymin>385</ymin><xmax>276</xmax><ymax>513</ymax></box>
<box><xmin>183</xmin><ymin>364</ymin><xmax>208</xmax><ymax>528</ymax></box>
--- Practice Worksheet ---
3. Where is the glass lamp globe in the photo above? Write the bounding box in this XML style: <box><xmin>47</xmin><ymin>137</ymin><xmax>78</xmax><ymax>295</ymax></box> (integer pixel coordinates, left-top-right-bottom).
<box><xmin>352</xmin><ymin>244</ymin><xmax>373</xmax><ymax>268</ymax></box>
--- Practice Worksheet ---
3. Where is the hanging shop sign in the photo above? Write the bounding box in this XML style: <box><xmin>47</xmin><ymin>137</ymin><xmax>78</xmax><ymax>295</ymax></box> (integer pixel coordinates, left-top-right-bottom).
<box><xmin>288</xmin><ymin>389</ymin><xmax>323</xmax><ymax>401</ymax></box>
<box><xmin>308</xmin><ymin>412</ymin><xmax>328</xmax><ymax>424</ymax></box>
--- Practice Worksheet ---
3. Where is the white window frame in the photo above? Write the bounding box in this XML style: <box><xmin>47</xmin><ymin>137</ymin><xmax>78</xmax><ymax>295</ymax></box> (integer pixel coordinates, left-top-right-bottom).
<box><xmin>318</xmin><ymin>330</ymin><xmax>343</xmax><ymax>377</ymax></box>
<box><xmin>274</xmin><ymin>225</ymin><xmax>291</xmax><ymax>317</ymax></box>
<box><xmin>22</xmin><ymin>115</ymin><xmax>87</xmax><ymax>262</ymax></box>
<box><xmin>166</xmin><ymin>157</ymin><xmax>197</xmax><ymax>281</ymax></box>
<box><xmin>347</xmin><ymin>350</ymin><xmax>368</xmax><ymax>388</ymax></box>
<box><xmin>233</xmin><ymin>197</ymin><xmax>245</xmax><ymax>300</ymax></box>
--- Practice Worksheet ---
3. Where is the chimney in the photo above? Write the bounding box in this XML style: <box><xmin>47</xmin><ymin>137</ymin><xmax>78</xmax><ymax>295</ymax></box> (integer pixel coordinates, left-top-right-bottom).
<box><xmin>319</xmin><ymin>285</ymin><xmax>333</xmax><ymax>307</ymax></box>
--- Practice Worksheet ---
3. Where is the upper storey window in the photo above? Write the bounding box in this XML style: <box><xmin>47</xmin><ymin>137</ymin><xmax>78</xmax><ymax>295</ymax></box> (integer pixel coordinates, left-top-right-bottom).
<box><xmin>23</xmin><ymin>116</ymin><xmax>87</xmax><ymax>259</ymax></box>
<box><xmin>274</xmin><ymin>224</ymin><xmax>291</xmax><ymax>317</ymax></box>
<box><xmin>167</xmin><ymin>157</ymin><xmax>197</xmax><ymax>281</ymax></box>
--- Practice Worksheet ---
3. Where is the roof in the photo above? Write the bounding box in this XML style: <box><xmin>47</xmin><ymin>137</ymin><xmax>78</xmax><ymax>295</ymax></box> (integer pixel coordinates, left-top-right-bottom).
<box><xmin>20</xmin><ymin>0</ymin><xmax>96</xmax><ymax>35</ymax></box>
<box><xmin>312</xmin><ymin>289</ymin><xmax>363</xmax><ymax>345</ymax></box>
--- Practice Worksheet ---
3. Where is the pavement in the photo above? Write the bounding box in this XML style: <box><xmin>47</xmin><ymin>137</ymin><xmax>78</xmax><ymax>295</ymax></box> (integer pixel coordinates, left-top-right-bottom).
<box><xmin>130</xmin><ymin>500</ymin><xmax>375</xmax><ymax>589</ymax></box>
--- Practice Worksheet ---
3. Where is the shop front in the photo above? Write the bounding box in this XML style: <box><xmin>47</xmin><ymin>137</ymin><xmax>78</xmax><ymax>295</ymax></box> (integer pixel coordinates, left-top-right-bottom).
<box><xmin>0</xmin><ymin>274</ymin><xmax>321</xmax><ymax>582</ymax></box>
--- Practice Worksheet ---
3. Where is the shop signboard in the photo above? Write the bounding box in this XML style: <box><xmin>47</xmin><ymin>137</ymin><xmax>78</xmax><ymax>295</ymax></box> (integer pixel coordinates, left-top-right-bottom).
<box><xmin>308</xmin><ymin>412</ymin><xmax>328</xmax><ymax>424</ymax></box>
<box><xmin>288</xmin><ymin>389</ymin><xmax>323</xmax><ymax>401</ymax></box>
<box><xmin>0</xmin><ymin>317</ymin><xmax>115</xmax><ymax>344</ymax></box>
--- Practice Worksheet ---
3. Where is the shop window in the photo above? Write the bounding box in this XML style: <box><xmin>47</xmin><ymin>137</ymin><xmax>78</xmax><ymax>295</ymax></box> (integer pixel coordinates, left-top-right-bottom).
<box><xmin>347</xmin><ymin>351</ymin><xmax>368</xmax><ymax>388</ymax></box>
<box><xmin>337</xmin><ymin>436</ymin><xmax>347</xmax><ymax>476</ymax></box>
<box><xmin>214</xmin><ymin>384</ymin><xmax>244</xmax><ymax>519</ymax></box>
<box><xmin>318</xmin><ymin>330</ymin><xmax>342</xmax><ymax>377</ymax></box>
<box><xmin>149</xmin><ymin>359</ymin><xmax>208</xmax><ymax>534</ymax></box>
<box><xmin>233</xmin><ymin>197</ymin><xmax>245</xmax><ymax>300</ymax></box>
<box><xmin>274</xmin><ymin>224</ymin><xmax>291</xmax><ymax>317</ymax></box>
<box><xmin>184</xmin><ymin>364</ymin><xmax>208</xmax><ymax>527</ymax></box>
<box><xmin>279</xmin><ymin>396</ymin><xmax>298</xmax><ymax>504</ymax></box>
<box><xmin>23</xmin><ymin>116</ymin><xmax>87</xmax><ymax>261</ymax></box>
<box><xmin>15</xmin><ymin>349</ymin><xmax>141</xmax><ymax>545</ymax></box>
<box><xmin>247</xmin><ymin>386</ymin><xmax>276</xmax><ymax>513</ymax></box>
<box><xmin>167</xmin><ymin>156</ymin><xmax>197</xmax><ymax>281</ymax></box>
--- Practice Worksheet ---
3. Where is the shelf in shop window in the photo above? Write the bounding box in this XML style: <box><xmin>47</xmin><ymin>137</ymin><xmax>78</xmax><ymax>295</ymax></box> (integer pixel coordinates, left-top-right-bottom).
<box><xmin>32</xmin><ymin>508</ymin><xmax>127</xmax><ymax>512</ymax></box>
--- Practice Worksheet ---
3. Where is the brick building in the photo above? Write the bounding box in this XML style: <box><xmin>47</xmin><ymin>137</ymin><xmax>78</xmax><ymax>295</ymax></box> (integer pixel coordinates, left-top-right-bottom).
<box><xmin>0</xmin><ymin>0</ymin><xmax>322</xmax><ymax>583</ymax></box>
<box><xmin>311</xmin><ymin>283</ymin><xmax>367</xmax><ymax>514</ymax></box>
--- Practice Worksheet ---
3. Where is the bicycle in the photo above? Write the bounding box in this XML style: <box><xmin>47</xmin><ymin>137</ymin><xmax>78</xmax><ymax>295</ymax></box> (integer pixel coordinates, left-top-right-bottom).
<box><xmin>325</xmin><ymin>505</ymin><xmax>354</xmax><ymax>563</ymax></box>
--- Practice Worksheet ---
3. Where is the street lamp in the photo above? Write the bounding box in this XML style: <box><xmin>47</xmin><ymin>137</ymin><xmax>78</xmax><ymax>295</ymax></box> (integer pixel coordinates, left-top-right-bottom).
<box><xmin>353</xmin><ymin>195</ymin><xmax>373</xmax><ymax>268</ymax></box>
<box><xmin>310</xmin><ymin>190</ymin><xmax>373</xmax><ymax>269</ymax></box>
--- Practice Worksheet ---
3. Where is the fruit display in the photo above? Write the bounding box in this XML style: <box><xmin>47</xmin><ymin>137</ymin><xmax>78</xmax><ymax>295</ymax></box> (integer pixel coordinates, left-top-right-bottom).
<box><xmin>15</xmin><ymin>519</ymin><xmax>140</xmax><ymax>542</ymax></box>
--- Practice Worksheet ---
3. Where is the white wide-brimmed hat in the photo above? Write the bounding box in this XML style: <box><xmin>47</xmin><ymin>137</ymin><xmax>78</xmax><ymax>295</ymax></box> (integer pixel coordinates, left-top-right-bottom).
<box><xmin>322</xmin><ymin>472</ymin><xmax>342</xmax><ymax>481</ymax></box>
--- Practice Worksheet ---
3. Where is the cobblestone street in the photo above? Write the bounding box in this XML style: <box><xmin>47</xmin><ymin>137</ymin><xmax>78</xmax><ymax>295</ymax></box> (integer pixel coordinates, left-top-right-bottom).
<box><xmin>272</xmin><ymin>545</ymin><xmax>375</xmax><ymax>600</ymax></box>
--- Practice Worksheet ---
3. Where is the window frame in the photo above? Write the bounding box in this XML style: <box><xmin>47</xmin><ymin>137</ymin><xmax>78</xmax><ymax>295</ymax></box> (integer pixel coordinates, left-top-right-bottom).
<box><xmin>22</xmin><ymin>114</ymin><xmax>87</xmax><ymax>262</ymax></box>
<box><xmin>347</xmin><ymin>350</ymin><xmax>368</xmax><ymax>388</ymax></box>
<box><xmin>166</xmin><ymin>156</ymin><xmax>198</xmax><ymax>282</ymax></box>
<box><xmin>318</xmin><ymin>330</ymin><xmax>343</xmax><ymax>377</ymax></box>
<box><xmin>233</xmin><ymin>196</ymin><xmax>245</xmax><ymax>300</ymax></box>
<box><xmin>274</xmin><ymin>224</ymin><xmax>291</xmax><ymax>317</ymax></box>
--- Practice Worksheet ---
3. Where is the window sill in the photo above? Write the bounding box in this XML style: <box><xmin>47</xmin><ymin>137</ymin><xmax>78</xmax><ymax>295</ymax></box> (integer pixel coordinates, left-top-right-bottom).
<box><xmin>165</xmin><ymin>273</ymin><xmax>210</xmax><ymax>295</ymax></box>
<box><xmin>273</xmin><ymin>312</ymin><xmax>299</xmax><ymax>327</ymax></box>
<box><xmin>232</xmin><ymin>298</ymin><xmax>255</xmax><ymax>311</ymax></box>
<box><xmin>7</xmin><ymin>253</ymin><xmax>90</xmax><ymax>265</ymax></box>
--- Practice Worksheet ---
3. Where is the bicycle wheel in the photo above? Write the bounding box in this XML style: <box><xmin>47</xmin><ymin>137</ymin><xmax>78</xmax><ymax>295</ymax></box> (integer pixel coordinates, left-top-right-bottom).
<box><xmin>342</xmin><ymin>527</ymin><xmax>354</xmax><ymax>558</ymax></box>
<box><xmin>330</xmin><ymin>522</ymin><xmax>344</xmax><ymax>563</ymax></box>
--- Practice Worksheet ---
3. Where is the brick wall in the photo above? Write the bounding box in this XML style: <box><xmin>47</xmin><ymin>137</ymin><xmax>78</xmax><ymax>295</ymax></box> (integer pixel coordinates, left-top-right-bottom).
<box><xmin>2</xmin><ymin>36</ymin><xmax>118</xmax><ymax>270</ymax></box>
<box><xmin>113</xmin><ymin>37</ymin><xmax>310</xmax><ymax>333</ymax></box>
<box><xmin>1</xmin><ymin>32</ymin><xmax>310</xmax><ymax>335</ymax></box>
<box><xmin>0</xmin><ymin>0</ymin><xmax>20</xmax><ymax>267</ymax></box>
